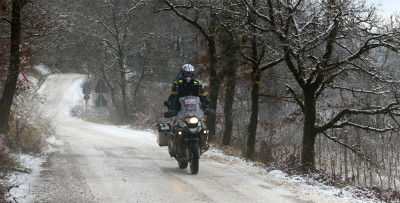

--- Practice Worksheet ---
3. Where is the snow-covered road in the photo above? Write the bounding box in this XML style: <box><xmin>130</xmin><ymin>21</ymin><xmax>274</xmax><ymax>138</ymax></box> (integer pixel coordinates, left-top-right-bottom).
<box><xmin>17</xmin><ymin>74</ymin><xmax>361</xmax><ymax>203</ymax></box>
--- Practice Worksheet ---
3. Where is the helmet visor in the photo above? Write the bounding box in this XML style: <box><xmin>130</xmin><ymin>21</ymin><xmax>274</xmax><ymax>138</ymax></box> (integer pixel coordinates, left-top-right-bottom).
<box><xmin>183</xmin><ymin>71</ymin><xmax>193</xmax><ymax>77</ymax></box>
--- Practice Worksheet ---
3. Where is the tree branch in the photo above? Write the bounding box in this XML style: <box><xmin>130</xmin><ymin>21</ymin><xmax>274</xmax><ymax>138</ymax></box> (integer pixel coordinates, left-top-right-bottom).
<box><xmin>317</xmin><ymin>102</ymin><xmax>400</xmax><ymax>133</ymax></box>
<box><xmin>0</xmin><ymin>16</ymin><xmax>10</xmax><ymax>24</ymax></box>
<box><xmin>260</xmin><ymin>57</ymin><xmax>284</xmax><ymax>71</ymax></box>
<box><xmin>162</xmin><ymin>0</ymin><xmax>212</xmax><ymax>42</ymax></box>
<box><xmin>285</xmin><ymin>84</ymin><xmax>305</xmax><ymax>113</ymax></box>
<box><xmin>322</xmin><ymin>132</ymin><xmax>375</xmax><ymax>165</ymax></box>
<box><xmin>332</xmin><ymin>121</ymin><xmax>394</xmax><ymax>133</ymax></box>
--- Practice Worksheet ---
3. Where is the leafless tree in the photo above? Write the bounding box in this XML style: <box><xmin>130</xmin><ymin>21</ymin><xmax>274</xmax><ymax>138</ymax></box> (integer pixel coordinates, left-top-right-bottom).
<box><xmin>245</xmin><ymin>0</ymin><xmax>400</xmax><ymax>170</ymax></box>
<box><xmin>0</xmin><ymin>0</ymin><xmax>48</xmax><ymax>132</ymax></box>
<box><xmin>77</xmin><ymin>0</ymin><xmax>147</xmax><ymax>120</ymax></box>
<box><xmin>161</xmin><ymin>0</ymin><xmax>228</xmax><ymax>139</ymax></box>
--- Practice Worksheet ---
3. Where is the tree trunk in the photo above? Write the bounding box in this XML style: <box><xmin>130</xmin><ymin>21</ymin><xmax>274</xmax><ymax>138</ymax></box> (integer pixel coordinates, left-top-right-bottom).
<box><xmin>109</xmin><ymin>87</ymin><xmax>124</xmax><ymax>119</ymax></box>
<box><xmin>344</xmin><ymin>135</ymin><xmax>348</xmax><ymax>182</ymax></box>
<box><xmin>245</xmin><ymin>70</ymin><xmax>261</xmax><ymax>159</ymax></box>
<box><xmin>245</xmin><ymin>0</ymin><xmax>260</xmax><ymax>160</ymax></box>
<box><xmin>132</xmin><ymin>66</ymin><xmax>146</xmax><ymax>109</ymax></box>
<box><xmin>222</xmin><ymin>61</ymin><xmax>237</xmax><ymax>146</ymax></box>
<box><xmin>206</xmin><ymin>39</ymin><xmax>220</xmax><ymax>141</ymax></box>
<box><xmin>301</xmin><ymin>89</ymin><xmax>317</xmax><ymax>171</ymax></box>
<box><xmin>100</xmin><ymin>68</ymin><xmax>124</xmax><ymax>119</ymax></box>
<box><xmin>221</xmin><ymin>33</ymin><xmax>238</xmax><ymax>146</ymax></box>
<box><xmin>0</xmin><ymin>0</ymin><xmax>23</xmax><ymax>132</ymax></box>
<box><xmin>119</xmin><ymin>56</ymin><xmax>128</xmax><ymax>120</ymax></box>
<box><xmin>120</xmin><ymin>84</ymin><xmax>128</xmax><ymax>119</ymax></box>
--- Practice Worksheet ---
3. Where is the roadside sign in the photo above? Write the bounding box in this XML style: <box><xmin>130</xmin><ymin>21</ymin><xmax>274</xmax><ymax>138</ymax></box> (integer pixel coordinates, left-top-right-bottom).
<box><xmin>96</xmin><ymin>94</ymin><xmax>107</xmax><ymax>107</ymax></box>
<box><xmin>95</xmin><ymin>79</ymin><xmax>107</xmax><ymax>93</ymax></box>
<box><xmin>83</xmin><ymin>81</ymin><xmax>92</xmax><ymax>94</ymax></box>
<box><xmin>19</xmin><ymin>71</ymin><xmax>29</xmax><ymax>83</ymax></box>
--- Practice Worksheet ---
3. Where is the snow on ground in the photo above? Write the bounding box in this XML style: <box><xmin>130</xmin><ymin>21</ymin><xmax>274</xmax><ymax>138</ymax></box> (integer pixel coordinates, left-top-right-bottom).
<box><xmin>15</xmin><ymin>63</ymin><xmax>50</xmax><ymax>91</ymax></box>
<box><xmin>202</xmin><ymin>147</ymin><xmax>379</xmax><ymax>203</ymax></box>
<box><xmin>68</xmin><ymin>120</ymin><xmax>158</xmax><ymax>142</ymax></box>
<box><xmin>37</xmin><ymin>74</ymin><xmax>84</xmax><ymax>116</ymax></box>
<box><xmin>7</xmin><ymin>72</ymin><xmax>75</xmax><ymax>202</ymax></box>
<box><xmin>33</xmin><ymin>64</ymin><xmax>51</xmax><ymax>76</ymax></box>
<box><xmin>7</xmin><ymin>73</ymin><xmax>379</xmax><ymax>203</ymax></box>
<box><xmin>7</xmin><ymin>155</ymin><xmax>45</xmax><ymax>203</ymax></box>
<box><xmin>47</xmin><ymin>135</ymin><xmax>64</xmax><ymax>148</ymax></box>
<box><xmin>267</xmin><ymin>170</ymin><xmax>379</xmax><ymax>203</ymax></box>
<box><xmin>90</xmin><ymin>122</ymin><xmax>381</xmax><ymax>203</ymax></box>
<box><xmin>26</xmin><ymin>75</ymin><xmax>38</xmax><ymax>86</ymax></box>
<box><xmin>8</xmin><ymin>135</ymin><xmax>64</xmax><ymax>203</ymax></box>
<box><xmin>107</xmin><ymin>127</ymin><xmax>380</xmax><ymax>202</ymax></box>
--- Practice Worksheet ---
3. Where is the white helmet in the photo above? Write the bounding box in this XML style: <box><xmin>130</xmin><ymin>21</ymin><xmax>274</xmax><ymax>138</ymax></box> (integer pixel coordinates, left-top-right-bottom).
<box><xmin>181</xmin><ymin>64</ymin><xmax>195</xmax><ymax>82</ymax></box>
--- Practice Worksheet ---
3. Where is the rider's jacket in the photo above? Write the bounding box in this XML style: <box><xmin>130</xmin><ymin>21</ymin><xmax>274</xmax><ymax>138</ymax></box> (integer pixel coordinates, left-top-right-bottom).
<box><xmin>168</xmin><ymin>78</ymin><xmax>209</xmax><ymax>111</ymax></box>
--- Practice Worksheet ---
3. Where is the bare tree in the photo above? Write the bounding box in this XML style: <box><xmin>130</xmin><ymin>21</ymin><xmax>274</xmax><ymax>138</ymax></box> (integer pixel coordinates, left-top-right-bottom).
<box><xmin>233</xmin><ymin>0</ymin><xmax>285</xmax><ymax>159</ymax></box>
<box><xmin>0</xmin><ymin>0</ymin><xmax>34</xmax><ymax>132</ymax></box>
<box><xmin>78</xmin><ymin>0</ymin><xmax>146</xmax><ymax>120</ymax></box>
<box><xmin>161</xmin><ymin>0</ymin><xmax>226</xmax><ymax>139</ymax></box>
<box><xmin>245</xmin><ymin>0</ymin><xmax>400</xmax><ymax>170</ymax></box>
<box><xmin>208</xmin><ymin>0</ymin><xmax>244</xmax><ymax>146</ymax></box>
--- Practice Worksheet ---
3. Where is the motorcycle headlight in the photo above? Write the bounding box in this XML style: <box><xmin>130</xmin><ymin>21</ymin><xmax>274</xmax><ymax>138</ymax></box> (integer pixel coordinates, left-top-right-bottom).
<box><xmin>186</xmin><ymin>117</ymin><xmax>199</xmax><ymax>124</ymax></box>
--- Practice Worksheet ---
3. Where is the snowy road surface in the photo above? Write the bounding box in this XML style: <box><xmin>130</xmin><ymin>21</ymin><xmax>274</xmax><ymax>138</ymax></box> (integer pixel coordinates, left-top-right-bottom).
<box><xmin>14</xmin><ymin>74</ymin><xmax>361</xmax><ymax>203</ymax></box>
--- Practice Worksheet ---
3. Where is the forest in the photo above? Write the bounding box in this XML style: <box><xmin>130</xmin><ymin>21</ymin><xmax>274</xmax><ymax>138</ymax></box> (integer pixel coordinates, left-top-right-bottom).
<box><xmin>2</xmin><ymin>0</ymin><xmax>400</xmax><ymax>201</ymax></box>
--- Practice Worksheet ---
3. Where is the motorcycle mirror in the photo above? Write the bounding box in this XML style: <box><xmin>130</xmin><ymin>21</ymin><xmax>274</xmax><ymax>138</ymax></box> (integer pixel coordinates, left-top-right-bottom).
<box><xmin>163</xmin><ymin>101</ymin><xmax>169</xmax><ymax>107</ymax></box>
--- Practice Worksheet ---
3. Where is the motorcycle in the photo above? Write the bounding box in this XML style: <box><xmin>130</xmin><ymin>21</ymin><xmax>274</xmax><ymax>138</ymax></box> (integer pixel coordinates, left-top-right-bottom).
<box><xmin>157</xmin><ymin>96</ymin><xmax>210</xmax><ymax>174</ymax></box>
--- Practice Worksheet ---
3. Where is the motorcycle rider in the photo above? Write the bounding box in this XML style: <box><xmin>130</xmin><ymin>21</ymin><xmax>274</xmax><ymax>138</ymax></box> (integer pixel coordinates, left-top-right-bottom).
<box><xmin>166</xmin><ymin>64</ymin><xmax>211</xmax><ymax>115</ymax></box>
<box><xmin>164</xmin><ymin>64</ymin><xmax>211</xmax><ymax>151</ymax></box>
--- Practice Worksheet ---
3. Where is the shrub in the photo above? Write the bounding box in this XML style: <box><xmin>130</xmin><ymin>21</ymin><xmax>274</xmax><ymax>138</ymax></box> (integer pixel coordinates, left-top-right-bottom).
<box><xmin>0</xmin><ymin>144</ymin><xmax>16</xmax><ymax>202</ymax></box>
<box><xmin>5</xmin><ymin>90</ymin><xmax>53</xmax><ymax>154</ymax></box>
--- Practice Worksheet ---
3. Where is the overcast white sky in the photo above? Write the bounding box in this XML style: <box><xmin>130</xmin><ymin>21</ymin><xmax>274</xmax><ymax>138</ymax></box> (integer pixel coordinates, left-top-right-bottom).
<box><xmin>367</xmin><ymin>0</ymin><xmax>399</xmax><ymax>17</ymax></box>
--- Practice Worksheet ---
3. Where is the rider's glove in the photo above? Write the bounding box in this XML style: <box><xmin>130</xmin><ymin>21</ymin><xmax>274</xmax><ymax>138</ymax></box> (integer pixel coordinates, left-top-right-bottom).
<box><xmin>164</xmin><ymin>111</ymin><xmax>173</xmax><ymax>118</ymax></box>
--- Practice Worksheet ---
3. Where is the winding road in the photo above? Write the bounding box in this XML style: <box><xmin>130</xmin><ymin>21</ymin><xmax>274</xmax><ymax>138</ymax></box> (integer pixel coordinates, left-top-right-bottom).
<box><xmin>17</xmin><ymin>74</ymin><xmax>357</xmax><ymax>203</ymax></box>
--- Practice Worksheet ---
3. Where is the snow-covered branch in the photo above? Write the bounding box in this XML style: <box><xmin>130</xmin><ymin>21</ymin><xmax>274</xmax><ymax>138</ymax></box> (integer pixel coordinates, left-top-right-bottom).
<box><xmin>317</xmin><ymin>102</ymin><xmax>400</xmax><ymax>133</ymax></box>
<box><xmin>332</xmin><ymin>121</ymin><xmax>394</xmax><ymax>133</ymax></box>
<box><xmin>330</xmin><ymin>86</ymin><xmax>390</xmax><ymax>95</ymax></box>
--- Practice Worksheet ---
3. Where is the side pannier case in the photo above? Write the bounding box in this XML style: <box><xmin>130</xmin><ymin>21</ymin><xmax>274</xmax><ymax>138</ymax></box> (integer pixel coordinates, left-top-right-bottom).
<box><xmin>157</xmin><ymin>123</ymin><xmax>170</xmax><ymax>146</ymax></box>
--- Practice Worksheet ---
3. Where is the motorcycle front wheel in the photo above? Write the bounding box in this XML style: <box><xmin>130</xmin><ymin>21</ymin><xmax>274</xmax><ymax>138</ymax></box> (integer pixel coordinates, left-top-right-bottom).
<box><xmin>178</xmin><ymin>160</ymin><xmax>188</xmax><ymax>169</ymax></box>
<box><xmin>190</xmin><ymin>141</ymin><xmax>200</xmax><ymax>174</ymax></box>
<box><xmin>190</xmin><ymin>157</ymin><xmax>199</xmax><ymax>174</ymax></box>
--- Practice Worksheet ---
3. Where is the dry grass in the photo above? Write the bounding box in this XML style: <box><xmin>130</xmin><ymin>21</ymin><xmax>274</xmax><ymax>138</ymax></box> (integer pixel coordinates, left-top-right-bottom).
<box><xmin>5</xmin><ymin>111</ymin><xmax>53</xmax><ymax>154</ymax></box>
<box><xmin>0</xmin><ymin>145</ymin><xmax>17</xmax><ymax>202</ymax></box>
<box><xmin>5</xmin><ymin>90</ymin><xmax>54</xmax><ymax>155</ymax></box>
<box><xmin>0</xmin><ymin>90</ymin><xmax>53</xmax><ymax>202</ymax></box>
<box><xmin>86</xmin><ymin>117</ymin><xmax>107</xmax><ymax>124</ymax></box>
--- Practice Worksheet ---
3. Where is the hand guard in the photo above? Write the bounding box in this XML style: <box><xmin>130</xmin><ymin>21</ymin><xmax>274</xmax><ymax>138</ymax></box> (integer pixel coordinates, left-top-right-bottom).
<box><xmin>164</xmin><ymin>111</ymin><xmax>173</xmax><ymax>118</ymax></box>
<box><xmin>164</xmin><ymin>110</ymin><xmax>177</xmax><ymax>118</ymax></box>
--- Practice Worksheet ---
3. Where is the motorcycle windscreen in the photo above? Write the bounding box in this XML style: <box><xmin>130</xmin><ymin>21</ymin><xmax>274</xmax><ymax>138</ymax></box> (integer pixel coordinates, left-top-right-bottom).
<box><xmin>178</xmin><ymin>96</ymin><xmax>204</xmax><ymax>119</ymax></box>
